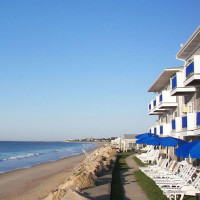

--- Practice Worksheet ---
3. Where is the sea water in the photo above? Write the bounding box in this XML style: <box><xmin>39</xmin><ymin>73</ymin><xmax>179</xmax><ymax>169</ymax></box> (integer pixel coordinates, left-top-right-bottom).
<box><xmin>0</xmin><ymin>141</ymin><xmax>96</xmax><ymax>173</ymax></box>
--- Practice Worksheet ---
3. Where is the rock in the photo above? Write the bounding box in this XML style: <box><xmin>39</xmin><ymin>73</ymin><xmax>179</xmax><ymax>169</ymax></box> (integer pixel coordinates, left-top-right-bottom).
<box><xmin>73</xmin><ymin>172</ymin><xmax>96</xmax><ymax>189</ymax></box>
<box><xmin>62</xmin><ymin>189</ymin><xmax>88</xmax><ymax>200</ymax></box>
<box><xmin>42</xmin><ymin>144</ymin><xmax>117</xmax><ymax>200</ymax></box>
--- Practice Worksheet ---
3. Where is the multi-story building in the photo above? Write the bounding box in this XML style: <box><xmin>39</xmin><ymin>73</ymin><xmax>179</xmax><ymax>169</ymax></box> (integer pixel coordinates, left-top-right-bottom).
<box><xmin>148</xmin><ymin>67</ymin><xmax>182</xmax><ymax>138</ymax></box>
<box><xmin>148</xmin><ymin>26</ymin><xmax>200</xmax><ymax>144</ymax></box>
<box><xmin>175</xmin><ymin>26</ymin><xmax>200</xmax><ymax>141</ymax></box>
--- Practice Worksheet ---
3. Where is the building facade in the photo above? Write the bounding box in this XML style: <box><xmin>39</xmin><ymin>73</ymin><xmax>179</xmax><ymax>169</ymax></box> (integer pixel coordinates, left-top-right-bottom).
<box><xmin>148</xmin><ymin>26</ymin><xmax>200</xmax><ymax>145</ymax></box>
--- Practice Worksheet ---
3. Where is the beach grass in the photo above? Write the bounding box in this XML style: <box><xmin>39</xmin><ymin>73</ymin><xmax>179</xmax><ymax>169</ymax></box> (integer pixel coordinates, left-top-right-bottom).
<box><xmin>75</xmin><ymin>171</ymin><xmax>82</xmax><ymax>176</ymax></box>
<box><xmin>110</xmin><ymin>151</ymin><xmax>134</xmax><ymax>200</ymax></box>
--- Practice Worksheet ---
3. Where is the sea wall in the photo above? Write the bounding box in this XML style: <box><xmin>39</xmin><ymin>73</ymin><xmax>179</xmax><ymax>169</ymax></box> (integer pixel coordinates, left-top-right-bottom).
<box><xmin>43</xmin><ymin>144</ymin><xmax>117</xmax><ymax>200</ymax></box>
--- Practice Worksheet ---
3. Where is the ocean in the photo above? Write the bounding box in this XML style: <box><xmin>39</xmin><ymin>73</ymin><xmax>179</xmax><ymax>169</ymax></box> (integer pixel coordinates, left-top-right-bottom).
<box><xmin>0</xmin><ymin>141</ymin><xmax>96</xmax><ymax>173</ymax></box>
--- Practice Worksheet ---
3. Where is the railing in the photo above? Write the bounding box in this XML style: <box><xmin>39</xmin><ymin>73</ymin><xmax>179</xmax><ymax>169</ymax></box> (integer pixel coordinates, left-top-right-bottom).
<box><xmin>182</xmin><ymin>116</ymin><xmax>187</xmax><ymax>129</ymax></box>
<box><xmin>160</xmin><ymin>126</ymin><xmax>163</xmax><ymax>134</ymax></box>
<box><xmin>172</xmin><ymin>76</ymin><xmax>177</xmax><ymax>89</ymax></box>
<box><xmin>172</xmin><ymin>119</ymin><xmax>176</xmax><ymax>130</ymax></box>
<box><xmin>153</xmin><ymin>99</ymin><xmax>156</xmax><ymax>107</ymax></box>
<box><xmin>197</xmin><ymin>112</ymin><xmax>200</xmax><ymax>126</ymax></box>
<box><xmin>149</xmin><ymin>104</ymin><xmax>151</xmax><ymax>110</ymax></box>
<box><xmin>154</xmin><ymin>127</ymin><xmax>157</xmax><ymax>134</ymax></box>
<box><xmin>159</xmin><ymin>94</ymin><xmax>163</xmax><ymax>102</ymax></box>
<box><xmin>186</xmin><ymin>62</ymin><xmax>194</xmax><ymax>78</ymax></box>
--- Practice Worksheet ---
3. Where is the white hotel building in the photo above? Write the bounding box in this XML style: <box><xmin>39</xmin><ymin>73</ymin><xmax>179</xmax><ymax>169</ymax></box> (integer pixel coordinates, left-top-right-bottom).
<box><xmin>148</xmin><ymin>26</ymin><xmax>200</xmax><ymax>143</ymax></box>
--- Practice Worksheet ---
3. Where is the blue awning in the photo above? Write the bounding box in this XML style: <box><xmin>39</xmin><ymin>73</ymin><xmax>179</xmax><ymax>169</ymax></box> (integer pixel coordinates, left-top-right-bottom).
<box><xmin>146</xmin><ymin>136</ymin><xmax>162</xmax><ymax>146</ymax></box>
<box><xmin>175</xmin><ymin>140</ymin><xmax>200</xmax><ymax>159</ymax></box>
<box><xmin>135</xmin><ymin>133</ymin><xmax>151</xmax><ymax>140</ymax></box>
<box><xmin>160</xmin><ymin>137</ymin><xmax>187</xmax><ymax>147</ymax></box>
<box><xmin>136</xmin><ymin>135</ymin><xmax>154</xmax><ymax>144</ymax></box>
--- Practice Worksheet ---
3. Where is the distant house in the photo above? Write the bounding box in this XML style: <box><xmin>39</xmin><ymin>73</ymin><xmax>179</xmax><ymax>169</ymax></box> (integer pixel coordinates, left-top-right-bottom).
<box><xmin>111</xmin><ymin>137</ymin><xmax>122</xmax><ymax>149</ymax></box>
<box><xmin>123</xmin><ymin>134</ymin><xmax>137</xmax><ymax>152</ymax></box>
<box><xmin>110</xmin><ymin>137</ymin><xmax>117</xmax><ymax>140</ymax></box>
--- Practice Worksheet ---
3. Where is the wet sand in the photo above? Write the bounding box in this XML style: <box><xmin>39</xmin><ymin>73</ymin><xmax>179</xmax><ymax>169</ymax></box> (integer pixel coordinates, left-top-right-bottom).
<box><xmin>0</xmin><ymin>148</ymin><xmax>96</xmax><ymax>200</ymax></box>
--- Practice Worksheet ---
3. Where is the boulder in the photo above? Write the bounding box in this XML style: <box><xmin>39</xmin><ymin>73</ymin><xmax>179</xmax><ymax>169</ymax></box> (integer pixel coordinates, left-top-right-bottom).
<box><xmin>73</xmin><ymin>172</ymin><xmax>96</xmax><ymax>189</ymax></box>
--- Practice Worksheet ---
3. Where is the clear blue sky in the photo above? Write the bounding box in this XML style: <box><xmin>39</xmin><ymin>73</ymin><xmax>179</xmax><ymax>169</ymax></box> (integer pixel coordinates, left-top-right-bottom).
<box><xmin>0</xmin><ymin>0</ymin><xmax>200</xmax><ymax>141</ymax></box>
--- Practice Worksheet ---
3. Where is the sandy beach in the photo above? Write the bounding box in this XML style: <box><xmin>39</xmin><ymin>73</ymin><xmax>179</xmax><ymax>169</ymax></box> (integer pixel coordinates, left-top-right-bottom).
<box><xmin>0</xmin><ymin>148</ymin><xmax>96</xmax><ymax>200</ymax></box>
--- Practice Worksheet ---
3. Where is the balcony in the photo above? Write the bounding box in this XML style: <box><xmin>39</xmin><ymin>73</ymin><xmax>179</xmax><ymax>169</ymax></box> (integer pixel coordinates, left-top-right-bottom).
<box><xmin>171</xmin><ymin>114</ymin><xmax>196</xmax><ymax>136</ymax></box>
<box><xmin>148</xmin><ymin>91</ymin><xmax>176</xmax><ymax>115</ymax></box>
<box><xmin>159</xmin><ymin>123</ymin><xmax>171</xmax><ymax>136</ymax></box>
<box><xmin>170</xmin><ymin>117</ymin><xmax>182</xmax><ymax>137</ymax></box>
<box><xmin>150</xmin><ymin>124</ymin><xmax>171</xmax><ymax>136</ymax></box>
<box><xmin>170</xmin><ymin>70</ymin><xmax>196</xmax><ymax>96</ymax></box>
<box><xmin>148</xmin><ymin>100</ymin><xmax>158</xmax><ymax>115</ymax></box>
<box><xmin>175</xmin><ymin>114</ymin><xmax>196</xmax><ymax>136</ymax></box>
<box><xmin>148</xmin><ymin>98</ymin><xmax>166</xmax><ymax>115</ymax></box>
<box><xmin>149</xmin><ymin>126</ymin><xmax>156</xmax><ymax>134</ymax></box>
<box><xmin>184</xmin><ymin>56</ymin><xmax>200</xmax><ymax>86</ymax></box>
<box><xmin>157</xmin><ymin>91</ymin><xmax>177</xmax><ymax>110</ymax></box>
<box><xmin>182</xmin><ymin>113</ymin><xmax>196</xmax><ymax>131</ymax></box>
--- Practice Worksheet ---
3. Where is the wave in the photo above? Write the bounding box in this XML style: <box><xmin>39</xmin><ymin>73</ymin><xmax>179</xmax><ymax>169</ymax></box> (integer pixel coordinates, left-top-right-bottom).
<box><xmin>0</xmin><ymin>144</ymin><xmax>96</xmax><ymax>162</ymax></box>
<box><xmin>0</xmin><ymin>153</ymin><xmax>43</xmax><ymax>161</ymax></box>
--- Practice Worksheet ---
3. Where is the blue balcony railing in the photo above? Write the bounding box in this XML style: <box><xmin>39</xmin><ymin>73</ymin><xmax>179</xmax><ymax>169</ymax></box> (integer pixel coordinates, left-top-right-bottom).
<box><xmin>186</xmin><ymin>62</ymin><xmax>194</xmax><ymax>78</ymax></box>
<box><xmin>149</xmin><ymin>104</ymin><xmax>151</xmax><ymax>110</ymax></box>
<box><xmin>160</xmin><ymin>126</ymin><xmax>163</xmax><ymax>134</ymax></box>
<box><xmin>154</xmin><ymin>127</ymin><xmax>157</xmax><ymax>134</ymax></box>
<box><xmin>197</xmin><ymin>112</ymin><xmax>200</xmax><ymax>126</ymax></box>
<box><xmin>159</xmin><ymin>94</ymin><xmax>163</xmax><ymax>102</ymax></box>
<box><xmin>182</xmin><ymin>116</ymin><xmax>187</xmax><ymax>129</ymax></box>
<box><xmin>153</xmin><ymin>100</ymin><xmax>156</xmax><ymax>107</ymax></box>
<box><xmin>172</xmin><ymin>119</ymin><xmax>176</xmax><ymax>130</ymax></box>
<box><xmin>172</xmin><ymin>76</ymin><xmax>177</xmax><ymax>89</ymax></box>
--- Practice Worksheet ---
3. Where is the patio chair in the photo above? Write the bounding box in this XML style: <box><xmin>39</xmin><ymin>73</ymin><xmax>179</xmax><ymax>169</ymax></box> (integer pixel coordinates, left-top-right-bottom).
<box><xmin>150</xmin><ymin>160</ymin><xmax>176</xmax><ymax>179</ymax></box>
<box><xmin>156</xmin><ymin>166</ymin><xmax>196</xmax><ymax>189</ymax></box>
<box><xmin>139</xmin><ymin>156</ymin><xmax>162</xmax><ymax>172</ymax></box>
<box><xmin>163</xmin><ymin>173</ymin><xmax>200</xmax><ymax>200</ymax></box>
<box><xmin>145</xmin><ymin>158</ymin><xmax>170</xmax><ymax>177</ymax></box>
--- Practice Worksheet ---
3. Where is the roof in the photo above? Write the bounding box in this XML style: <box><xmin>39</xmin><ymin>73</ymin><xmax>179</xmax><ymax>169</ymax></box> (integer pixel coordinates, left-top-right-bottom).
<box><xmin>148</xmin><ymin>67</ymin><xmax>183</xmax><ymax>93</ymax></box>
<box><xmin>124</xmin><ymin>134</ymin><xmax>137</xmax><ymax>139</ymax></box>
<box><xmin>176</xmin><ymin>26</ymin><xmax>200</xmax><ymax>59</ymax></box>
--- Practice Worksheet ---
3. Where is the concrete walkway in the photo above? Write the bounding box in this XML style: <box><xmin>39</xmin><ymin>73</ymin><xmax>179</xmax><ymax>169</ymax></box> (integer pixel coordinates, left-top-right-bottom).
<box><xmin>120</xmin><ymin>154</ymin><xmax>149</xmax><ymax>200</ymax></box>
<box><xmin>81</xmin><ymin>170</ymin><xmax>112</xmax><ymax>200</ymax></box>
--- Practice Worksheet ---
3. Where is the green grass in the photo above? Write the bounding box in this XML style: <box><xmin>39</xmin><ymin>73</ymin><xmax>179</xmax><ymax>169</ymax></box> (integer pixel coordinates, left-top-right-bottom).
<box><xmin>117</xmin><ymin>151</ymin><xmax>133</xmax><ymax>170</ymax></box>
<box><xmin>75</xmin><ymin>171</ymin><xmax>82</xmax><ymax>176</ymax></box>
<box><xmin>184</xmin><ymin>197</ymin><xmax>196</xmax><ymax>200</ymax></box>
<box><xmin>110</xmin><ymin>151</ymin><xmax>134</xmax><ymax>200</ymax></box>
<box><xmin>133</xmin><ymin>156</ymin><xmax>149</xmax><ymax>167</ymax></box>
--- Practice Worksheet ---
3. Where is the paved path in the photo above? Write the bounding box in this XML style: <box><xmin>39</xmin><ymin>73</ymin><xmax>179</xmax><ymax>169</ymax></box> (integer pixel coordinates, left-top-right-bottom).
<box><xmin>120</xmin><ymin>154</ymin><xmax>149</xmax><ymax>200</ymax></box>
<box><xmin>81</xmin><ymin>170</ymin><xmax>112</xmax><ymax>200</ymax></box>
